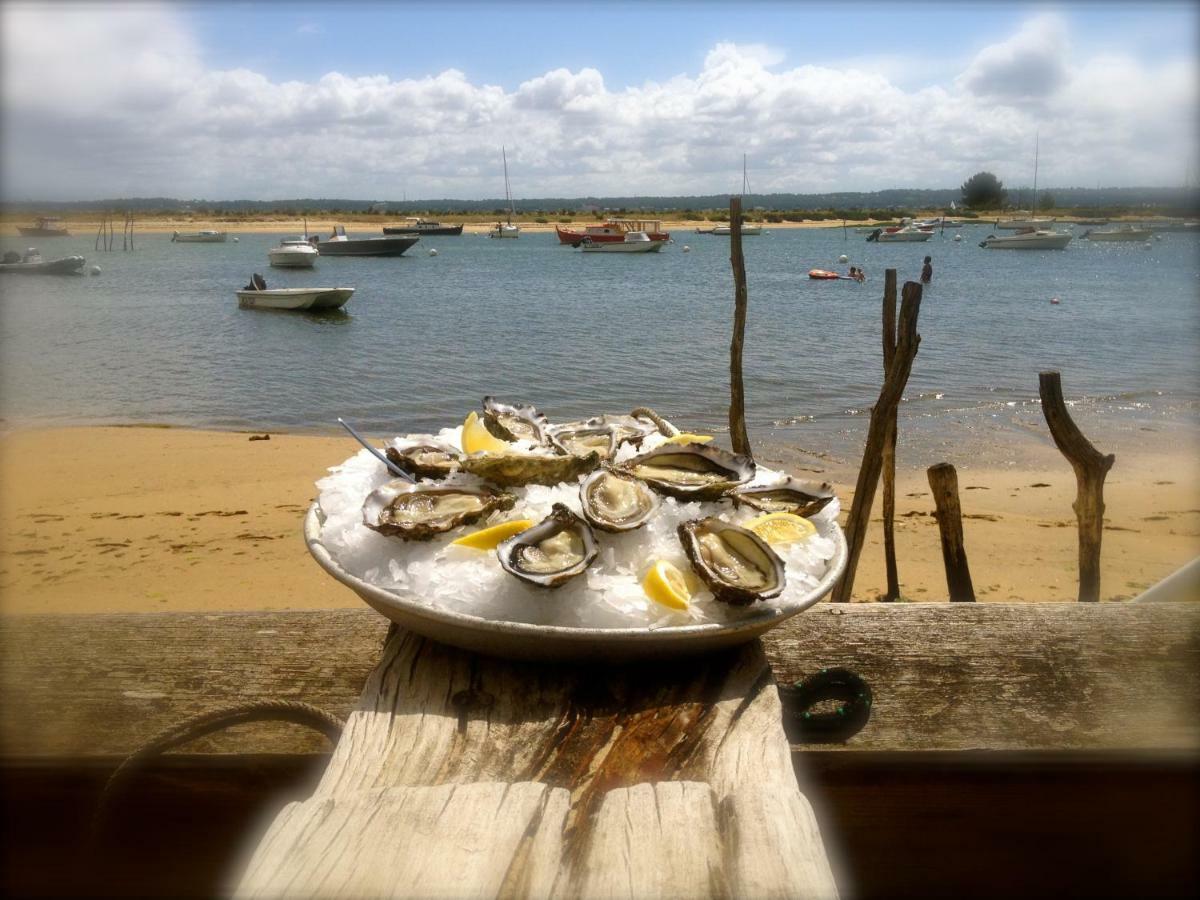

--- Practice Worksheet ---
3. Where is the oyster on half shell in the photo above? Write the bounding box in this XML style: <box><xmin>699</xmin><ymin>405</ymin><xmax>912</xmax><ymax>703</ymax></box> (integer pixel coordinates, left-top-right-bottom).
<box><xmin>461</xmin><ymin>448</ymin><xmax>601</xmax><ymax>487</ymax></box>
<box><xmin>496</xmin><ymin>503</ymin><xmax>598</xmax><ymax>588</ymax></box>
<box><xmin>677</xmin><ymin>517</ymin><xmax>786</xmax><ymax>606</ymax></box>
<box><xmin>619</xmin><ymin>443</ymin><xmax>755</xmax><ymax>501</ymax></box>
<box><xmin>482</xmin><ymin>397</ymin><xmax>550</xmax><ymax>444</ymax></box>
<box><xmin>363</xmin><ymin>481</ymin><xmax>515</xmax><ymax>541</ymax></box>
<box><xmin>383</xmin><ymin>438</ymin><xmax>463</xmax><ymax>480</ymax></box>
<box><xmin>548</xmin><ymin>424</ymin><xmax>618</xmax><ymax>459</ymax></box>
<box><xmin>731</xmin><ymin>478</ymin><xmax>836</xmax><ymax>519</ymax></box>
<box><xmin>579</xmin><ymin>467</ymin><xmax>660</xmax><ymax>532</ymax></box>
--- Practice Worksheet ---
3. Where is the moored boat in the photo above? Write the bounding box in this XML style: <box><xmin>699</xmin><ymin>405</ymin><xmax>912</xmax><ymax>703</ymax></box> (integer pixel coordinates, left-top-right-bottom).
<box><xmin>1081</xmin><ymin>224</ymin><xmax>1153</xmax><ymax>242</ymax></box>
<box><xmin>556</xmin><ymin>219</ymin><xmax>670</xmax><ymax>246</ymax></box>
<box><xmin>17</xmin><ymin>217</ymin><xmax>70</xmax><ymax>237</ymax></box>
<box><xmin>268</xmin><ymin>237</ymin><xmax>319</xmax><ymax>268</ymax></box>
<box><xmin>0</xmin><ymin>248</ymin><xmax>85</xmax><ymax>274</ymax></box>
<box><xmin>172</xmin><ymin>230</ymin><xmax>228</xmax><ymax>243</ymax></box>
<box><xmin>236</xmin><ymin>274</ymin><xmax>353</xmax><ymax>311</ymax></box>
<box><xmin>579</xmin><ymin>231</ymin><xmax>665</xmax><ymax>253</ymax></box>
<box><xmin>710</xmin><ymin>223</ymin><xmax>764</xmax><ymax>236</ymax></box>
<box><xmin>979</xmin><ymin>227</ymin><xmax>1072</xmax><ymax>249</ymax></box>
<box><xmin>383</xmin><ymin>218</ymin><xmax>464</xmax><ymax>236</ymax></box>
<box><xmin>312</xmin><ymin>225</ymin><xmax>419</xmax><ymax>256</ymax></box>
<box><xmin>866</xmin><ymin>222</ymin><xmax>933</xmax><ymax>243</ymax></box>
<box><xmin>489</xmin><ymin>146</ymin><xmax>521</xmax><ymax>239</ymax></box>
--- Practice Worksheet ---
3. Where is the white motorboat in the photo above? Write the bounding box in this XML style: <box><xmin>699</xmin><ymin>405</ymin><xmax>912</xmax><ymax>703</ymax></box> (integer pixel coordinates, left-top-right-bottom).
<box><xmin>979</xmin><ymin>228</ymin><xmax>1072</xmax><ymax>250</ymax></box>
<box><xmin>1082</xmin><ymin>224</ymin><xmax>1153</xmax><ymax>242</ymax></box>
<box><xmin>268</xmin><ymin>237</ymin><xmax>319</xmax><ymax>268</ymax></box>
<box><xmin>867</xmin><ymin>222</ymin><xmax>933</xmax><ymax>243</ymax></box>
<box><xmin>710</xmin><ymin>223</ymin><xmax>764</xmax><ymax>236</ymax></box>
<box><xmin>172</xmin><ymin>230</ymin><xmax>228</xmax><ymax>243</ymax></box>
<box><xmin>995</xmin><ymin>216</ymin><xmax>1057</xmax><ymax>231</ymax></box>
<box><xmin>237</xmin><ymin>274</ymin><xmax>353</xmax><ymax>310</ymax></box>
<box><xmin>489</xmin><ymin>146</ymin><xmax>520</xmax><ymax>239</ymax></box>
<box><xmin>579</xmin><ymin>231</ymin><xmax>665</xmax><ymax>253</ymax></box>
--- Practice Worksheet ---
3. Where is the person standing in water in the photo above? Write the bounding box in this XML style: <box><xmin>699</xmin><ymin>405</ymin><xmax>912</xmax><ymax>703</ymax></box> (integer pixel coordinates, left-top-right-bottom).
<box><xmin>920</xmin><ymin>255</ymin><xmax>933</xmax><ymax>284</ymax></box>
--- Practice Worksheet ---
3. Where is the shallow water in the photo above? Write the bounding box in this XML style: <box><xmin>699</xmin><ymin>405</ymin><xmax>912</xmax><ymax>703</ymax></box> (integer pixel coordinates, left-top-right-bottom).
<box><xmin>2</xmin><ymin>224</ymin><xmax>1197</xmax><ymax>465</ymax></box>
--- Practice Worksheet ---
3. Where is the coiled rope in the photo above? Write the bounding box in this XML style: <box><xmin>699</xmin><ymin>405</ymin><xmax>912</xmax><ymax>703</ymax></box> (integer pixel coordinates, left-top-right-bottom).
<box><xmin>629</xmin><ymin>406</ymin><xmax>679</xmax><ymax>437</ymax></box>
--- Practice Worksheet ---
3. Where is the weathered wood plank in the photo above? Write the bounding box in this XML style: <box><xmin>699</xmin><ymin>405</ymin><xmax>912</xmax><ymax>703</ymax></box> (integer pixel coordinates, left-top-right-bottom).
<box><xmin>235</xmin><ymin>628</ymin><xmax>839</xmax><ymax>898</ymax></box>
<box><xmin>2</xmin><ymin>604</ymin><xmax>1197</xmax><ymax>757</ymax></box>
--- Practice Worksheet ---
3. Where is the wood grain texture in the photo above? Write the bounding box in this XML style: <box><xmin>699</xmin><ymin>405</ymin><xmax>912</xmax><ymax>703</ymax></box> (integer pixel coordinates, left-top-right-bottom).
<box><xmin>2</xmin><ymin>604</ymin><xmax>1197</xmax><ymax>758</ymax></box>
<box><xmin>881</xmin><ymin>268</ymin><xmax>900</xmax><ymax>602</ymax></box>
<box><xmin>926</xmin><ymin>463</ymin><xmax>976</xmax><ymax>602</ymax></box>
<box><xmin>728</xmin><ymin>196</ymin><xmax>751</xmax><ymax>457</ymax></box>
<box><xmin>235</xmin><ymin>628</ymin><xmax>839</xmax><ymax>898</ymax></box>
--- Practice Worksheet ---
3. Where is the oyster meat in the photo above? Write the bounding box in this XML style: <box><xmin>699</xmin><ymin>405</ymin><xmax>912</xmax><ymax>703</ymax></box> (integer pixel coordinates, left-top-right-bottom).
<box><xmin>731</xmin><ymin>478</ymin><xmax>836</xmax><ymax>518</ymax></box>
<box><xmin>363</xmin><ymin>481</ymin><xmax>515</xmax><ymax>541</ymax></box>
<box><xmin>496</xmin><ymin>503</ymin><xmax>598</xmax><ymax>588</ymax></box>
<box><xmin>482</xmin><ymin>397</ymin><xmax>550</xmax><ymax>444</ymax></box>
<box><xmin>619</xmin><ymin>443</ymin><xmax>755</xmax><ymax>500</ymax></box>
<box><xmin>461</xmin><ymin>448</ymin><xmax>601</xmax><ymax>487</ymax></box>
<box><xmin>384</xmin><ymin>438</ymin><xmax>463</xmax><ymax>480</ymax></box>
<box><xmin>579</xmin><ymin>466</ymin><xmax>660</xmax><ymax>532</ymax></box>
<box><xmin>677</xmin><ymin>517</ymin><xmax>785</xmax><ymax>606</ymax></box>
<box><xmin>548</xmin><ymin>424</ymin><xmax>618</xmax><ymax>459</ymax></box>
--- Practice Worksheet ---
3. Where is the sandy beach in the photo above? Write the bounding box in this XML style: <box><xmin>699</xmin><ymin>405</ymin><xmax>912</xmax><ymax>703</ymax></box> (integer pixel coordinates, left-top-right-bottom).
<box><xmin>1</xmin><ymin>425</ymin><xmax>1195</xmax><ymax>614</ymax></box>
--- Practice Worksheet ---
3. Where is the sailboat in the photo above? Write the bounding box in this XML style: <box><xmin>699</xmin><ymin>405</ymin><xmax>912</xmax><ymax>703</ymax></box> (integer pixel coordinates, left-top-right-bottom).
<box><xmin>489</xmin><ymin>147</ymin><xmax>520</xmax><ymax>239</ymax></box>
<box><xmin>708</xmin><ymin>155</ymin><xmax>764</xmax><ymax>236</ymax></box>
<box><xmin>996</xmin><ymin>133</ymin><xmax>1057</xmax><ymax>230</ymax></box>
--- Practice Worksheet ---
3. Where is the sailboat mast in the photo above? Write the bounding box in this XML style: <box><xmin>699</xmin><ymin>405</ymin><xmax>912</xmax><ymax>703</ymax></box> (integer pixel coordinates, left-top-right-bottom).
<box><xmin>502</xmin><ymin>146</ymin><xmax>514</xmax><ymax>225</ymax></box>
<box><xmin>742</xmin><ymin>154</ymin><xmax>749</xmax><ymax>197</ymax></box>
<box><xmin>1033</xmin><ymin>131</ymin><xmax>1039</xmax><ymax>213</ymax></box>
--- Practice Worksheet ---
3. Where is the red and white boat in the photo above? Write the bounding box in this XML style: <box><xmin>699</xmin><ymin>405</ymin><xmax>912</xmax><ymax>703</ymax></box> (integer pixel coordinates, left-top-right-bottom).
<box><xmin>556</xmin><ymin>219</ymin><xmax>670</xmax><ymax>246</ymax></box>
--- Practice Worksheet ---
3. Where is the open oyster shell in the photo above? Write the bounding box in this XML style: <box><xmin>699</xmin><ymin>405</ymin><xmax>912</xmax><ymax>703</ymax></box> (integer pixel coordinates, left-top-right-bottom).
<box><xmin>482</xmin><ymin>397</ymin><xmax>550</xmax><ymax>445</ymax></box>
<box><xmin>579</xmin><ymin>466</ymin><xmax>660</xmax><ymax>533</ymax></box>
<box><xmin>383</xmin><ymin>438</ymin><xmax>463</xmax><ymax>481</ymax></box>
<box><xmin>619</xmin><ymin>443</ymin><xmax>755</xmax><ymax>501</ymax></box>
<box><xmin>677</xmin><ymin>517</ymin><xmax>786</xmax><ymax>606</ymax></box>
<box><xmin>461</xmin><ymin>449</ymin><xmax>601</xmax><ymax>487</ymax></box>
<box><xmin>496</xmin><ymin>503</ymin><xmax>598</xmax><ymax>588</ymax></box>
<box><xmin>363</xmin><ymin>481</ymin><xmax>515</xmax><ymax>541</ymax></box>
<box><xmin>547</xmin><ymin>424</ymin><xmax>618</xmax><ymax>459</ymax></box>
<box><xmin>731</xmin><ymin>477</ymin><xmax>836</xmax><ymax>518</ymax></box>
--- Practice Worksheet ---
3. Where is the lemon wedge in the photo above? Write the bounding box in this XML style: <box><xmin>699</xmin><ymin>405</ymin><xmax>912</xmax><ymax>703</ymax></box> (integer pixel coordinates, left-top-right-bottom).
<box><xmin>642</xmin><ymin>560</ymin><xmax>692</xmax><ymax>610</ymax></box>
<box><xmin>664</xmin><ymin>432</ymin><xmax>714</xmax><ymax>444</ymax></box>
<box><xmin>745</xmin><ymin>512</ymin><xmax>817</xmax><ymax>546</ymax></box>
<box><xmin>461</xmin><ymin>411</ymin><xmax>509</xmax><ymax>454</ymax></box>
<box><xmin>452</xmin><ymin>519</ymin><xmax>534</xmax><ymax>550</ymax></box>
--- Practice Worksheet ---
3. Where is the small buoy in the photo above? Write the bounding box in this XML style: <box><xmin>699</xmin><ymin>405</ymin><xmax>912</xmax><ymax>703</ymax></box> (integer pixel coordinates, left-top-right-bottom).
<box><xmin>89</xmin><ymin>265</ymin><xmax>101</xmax><ymax>276</ymax></box>
<box><xmin>838</xmin><ymin>254</ymin><xmax>848</xmax><ymax>264</ymax></box>
<box><xmin>682</xmin><ymin>245</ymin><xmax>691</xmax><ymax>253</ymax></box>
<box><xmin>232</xmin><ymin>236</ymin><xmax>239</xmax><ymax>242</ymax></box>
<box><xmin>429</xmin><ymin>248</ymin><xmax>438</xmax><ymax>257</ymax></box>
<box><xmin>1051</xmin><ymin>297</ymin><xmax>1060</xmax><ymax>305</ymax></box>
<box><xmin>953</xmin><ymin>234</ymin><xmax>962</xmax><ymax>242</ymax></box>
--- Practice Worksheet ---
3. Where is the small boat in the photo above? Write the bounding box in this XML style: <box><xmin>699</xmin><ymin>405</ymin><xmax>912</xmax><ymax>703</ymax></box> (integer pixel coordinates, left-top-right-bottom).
<box><xmin>709</xmin><ymin>223</ymin><xmax>764</xmax><ymax>236</ymax></box>
<box><xmin>556</xmin><ymin>219</ymin><xmax>670</xmax><ymax>246</ymax></box>
<box><xmin>0</xmin><ymin>248</ymin><xmax>85</xmax><ymax>274</ymax></box>
<box><xmin>1081</xmin><ymin>224</ymin><xmax>1153</xmax><ymax>242</ymax></box>
<box><xmin>489</xmin><ymin>146</ymin><xmax>521</xmax><ymax>239</ymax></box>
<box><xmin>172</xmin><ymin>230</ymin><xmax>228</xmax><ymax>243</ymax></box>
<box><xmin>995</xmin><ymin>217</ymin><xmax>1057</xmax><ymax>231</ymax></box>
<box><xmin>17</xmin><ymin>217</ymin><xmax>70</xmax><ymax>237</ymax></box>
<box><xmin>979</xmin><ymin>227</ymin><xmax>1072</xmax><ymax>250</ymax></box>
<box><xmin>579</xmin><ymin>231</ymin><xmax>665</xmax><ymax>253</ymax></box>
<box><xmin>383</xmin><ymin>218</ymin><xmax>464</xmax><ymax>236</ymax></box>
<box><xmin>866</xmin><ymin>222</ymin><xmax>933</xmax><ymax>243</ymax></box>
<box><xmin>236</xmin><ymin>274</ymin><xmax>353</xmax><ymax>311</ymax></box>
<box><xmin>268</xmin><ymin>237</ymin><xmax>319</xmax><ymax>268</ymax></box>
<box><xmin>312</xmin><ymin>226</ymin><xmax>419</xmax><ymax>257</ymax></box>
<box><xmin>807</xmin><ymin>269</ymin><xmax>856</xmax><ymax>281</ymax></box>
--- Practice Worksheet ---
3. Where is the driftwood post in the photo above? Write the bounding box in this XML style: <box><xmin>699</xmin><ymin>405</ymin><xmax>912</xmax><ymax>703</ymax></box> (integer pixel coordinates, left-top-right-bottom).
<box><xmin>1039</xmin><ymin>371</ymin><xmax>1115</xmax><ymax>602</ymax></box>
<box><xmin>236</xmin><ymin>630</ymin><xmax>840</xmax><ymax>898</ymax></box>
<box><xmin>881</xmin><ymin>269</ymin><xmax>900</xmax><ymax>601</ymax></box>
<box><xmin>926</xmin><ymin>462</ymin><xmax>976</xmax><ymax>601</ymax></box>
<box><xmin>832</xmin><ymin>282</ymin><xmax>923</xmax><ymax>603</ymax></box>
<box><xmin>728</xmin><ymin>196</ymin><xmax>751</xmax><ymax>457</ymax></box>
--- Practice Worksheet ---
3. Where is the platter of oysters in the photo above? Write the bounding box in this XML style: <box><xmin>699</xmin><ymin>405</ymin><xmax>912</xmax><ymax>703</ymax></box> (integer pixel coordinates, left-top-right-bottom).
<box><xmin>307</xmin><ymin>399</ymin><xmax>847</xmax><ymax>661</ymax></box>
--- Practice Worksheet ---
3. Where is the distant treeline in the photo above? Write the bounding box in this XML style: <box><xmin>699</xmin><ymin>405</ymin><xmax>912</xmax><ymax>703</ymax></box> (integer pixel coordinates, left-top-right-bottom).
<box><xmin>4</xmin><ymin>186</ymin><xmax>1197</xmax><ymax>216</ymax></box>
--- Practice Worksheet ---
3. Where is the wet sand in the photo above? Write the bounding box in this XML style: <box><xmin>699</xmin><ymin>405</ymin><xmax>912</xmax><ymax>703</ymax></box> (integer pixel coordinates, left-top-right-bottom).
<box><xmin>1</xmin><ymin>426</ymin><xmax>1196</xmax><ymax>614</ymax></box>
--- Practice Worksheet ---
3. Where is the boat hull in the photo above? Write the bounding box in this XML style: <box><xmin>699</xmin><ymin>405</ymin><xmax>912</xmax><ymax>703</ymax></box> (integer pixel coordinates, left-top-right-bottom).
<box><xmin>268</xmin><ymin>249</ymin><xmax>318</xmax><ymax>268</ymax></box>
<box><xmin>876</xmin><ymin>231</ymin><xmax>933</xmax><ymax>242</ymax></box>
<box><xmin>383</xmin><ymin>224</ymin><xmax>464</xmax><ymax>236</ymax></box>
<box><xmin>580</xmin><ymin>241</ymin><xmax>664</xmax><ymax>253</ymax></box>
<box><xmin>1084</xmin><ymin>230</ymin><xmax>1152</xmax><ymax>242</ymax></box>
<box><xmin>980</xmin><ymin>233</ymin><xmax>1072</xmax><ymax>249</ymax></box>
<box><xmin>237</xmin><ymin>288</ymin><xmax>354</xmax><ymax>310</ymax></box>
<box><xmin>709</xmin><ymin>225</ymin><xmax>763</xmax><ymax>235</ymax></box>
<box><xmin>555</xmin><ymin>224</ymin><xmax>670</xmax><ymax>246</ymax></box>
<box><xmin>0</xmin><ymin>256</ymin><xmax>86</xmax><ymax>275</ymax></box>
<box><xmin>173</xmin><ymin>231</ymin><xmax>228</xmax><ymax>243</ymax></box>
<box><xmin>17</xmin><ymin>227</ymin><xmax>70</xmax><ymax>238</ymax></box>
<box><xmin>315</xmin><ymin>236</ymin><xmax>419</xmax><ymax>256</ymax></box>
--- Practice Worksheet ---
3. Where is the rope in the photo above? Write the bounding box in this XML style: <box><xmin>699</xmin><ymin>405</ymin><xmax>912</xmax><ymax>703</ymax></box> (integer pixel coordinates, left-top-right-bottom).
<box><xmin>629</xmin><ymin>406</ymin><xmax>679</xmax><ymax>437</ymax></box>
<box><xmin>779</xmin><ymin>668</ymin><xmax>873</xmax><ymax>743</ymax></box>
<box><xmin>90</xmin><ymin>700</ymin><xmax>345</xmax><ymax>846</ymax></box>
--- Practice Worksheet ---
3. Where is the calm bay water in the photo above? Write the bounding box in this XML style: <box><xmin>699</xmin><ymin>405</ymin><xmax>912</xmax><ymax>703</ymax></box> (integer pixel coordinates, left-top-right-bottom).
<box><xmin>2</xmin><ymin>225</ymin><xmax>1197</xmax><ymax>465</ymax></box>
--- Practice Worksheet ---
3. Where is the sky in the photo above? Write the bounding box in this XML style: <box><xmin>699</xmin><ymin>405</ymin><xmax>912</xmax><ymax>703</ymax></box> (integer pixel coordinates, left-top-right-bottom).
<box><xmin>2</xmin><ymin>0</ymin><xmax>1197</xmax><ymax>201</ymax></box>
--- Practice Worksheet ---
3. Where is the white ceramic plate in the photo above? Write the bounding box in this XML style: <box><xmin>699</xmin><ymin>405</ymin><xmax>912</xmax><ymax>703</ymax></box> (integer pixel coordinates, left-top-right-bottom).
<box><xmin>305</xmin><ymin>504</ymin><xmax>847</xmax><ymax>661</ymax></box>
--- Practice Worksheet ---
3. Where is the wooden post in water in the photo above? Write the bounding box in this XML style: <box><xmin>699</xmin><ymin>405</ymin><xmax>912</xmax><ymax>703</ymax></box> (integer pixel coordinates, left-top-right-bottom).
<box><xmin>728</xmin><ymin>196</ymin><xmax>752</xmax><ymax>458</ymax></box>
<box><xmin>881</xmin><ymin>269</ymin><xmax>900</xmax><ymax>601</ymax></box>
<box><xmin>832</xmin><ymin>281</ymin><xmax>923</xmax><ymax>603</ymax></box>
<box><xmin>927</xmin><ymin>462</ymin><xmax>976</xmax><ymax>601</ymax></box>
<box><xmin>1039</xmin><ymin>371</ymin><xmax>1115</xmax><ymax>602</ymax></box>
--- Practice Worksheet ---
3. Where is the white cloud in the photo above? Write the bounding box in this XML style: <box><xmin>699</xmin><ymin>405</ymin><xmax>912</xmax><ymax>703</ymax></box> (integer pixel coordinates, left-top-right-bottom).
<box><xmin>1</xmin><ymin>4</ymin><xmax>1195</xmax><ymax>200</ymax></box>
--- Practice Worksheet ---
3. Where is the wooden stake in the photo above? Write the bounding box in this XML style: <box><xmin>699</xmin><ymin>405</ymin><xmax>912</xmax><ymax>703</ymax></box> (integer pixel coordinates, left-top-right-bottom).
<box><xmin>728</xmin><ymin>196</ymin><xmax>751</xmax><ymax>458</ymax></box>
<box><xmin>927</xmin><ymin>462</ymin><xmax>976</xmax><ymax>602</ymax></box>
<box><xmin>1039</xmin><ymin>371</ymin><xmax>1115</xmax><ymax>602</ymax></box>
<box><xmin>832</xmin><ymin>281</ymin><xmax>923</xmax><ymax>603</ymax></box>
<box><xmin>881</xmin><ymin>269</ymin><xmax>900</xmax><ymax>601</ymax></box>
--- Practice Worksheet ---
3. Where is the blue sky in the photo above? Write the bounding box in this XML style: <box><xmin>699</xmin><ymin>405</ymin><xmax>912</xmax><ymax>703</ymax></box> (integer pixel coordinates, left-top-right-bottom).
<box><xmin>3</xmin><ymin>1</ymin><xmax>1197</xmax><ymax>200</ymax></box>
